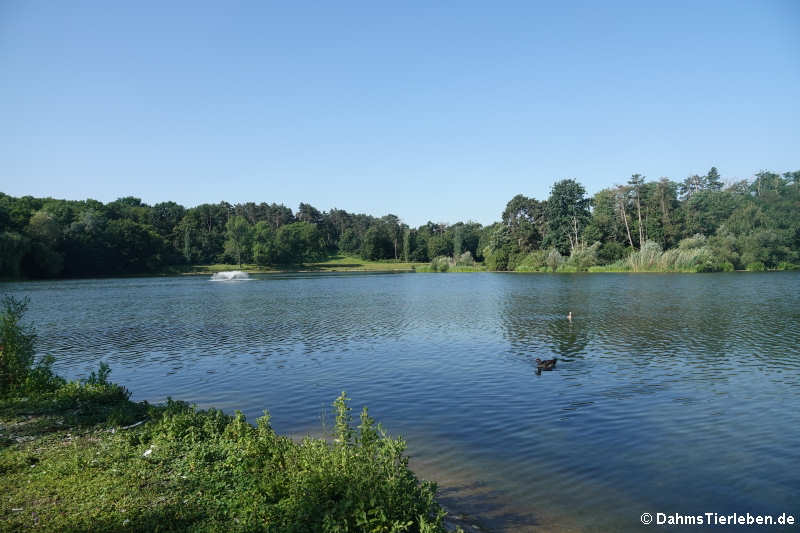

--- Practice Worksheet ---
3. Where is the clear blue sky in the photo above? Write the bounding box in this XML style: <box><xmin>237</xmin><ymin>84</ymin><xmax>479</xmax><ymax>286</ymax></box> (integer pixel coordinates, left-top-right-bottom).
<box><xmin>2</xmin><ymin>1</ymin><xmax>798</xmax><ymax>226</ymax></box>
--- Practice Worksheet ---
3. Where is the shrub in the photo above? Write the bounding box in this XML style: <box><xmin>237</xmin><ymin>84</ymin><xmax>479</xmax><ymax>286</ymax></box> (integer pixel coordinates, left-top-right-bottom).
<box><xmin>484</xmin><ymin>247</ymin><xmax>509</xmax><ymax>271</ymax></box>
<box><xmin>597</xmin><ymin>241</ymin><xmax>628</xmax><ymax>263</ymax></box>
<box><xmin>678</xmin><ymin>234</ymin><xmax>708</xmax><ymax>250</ymax></box>
<box><xmin>545</xmin><ymin>248</ymin><xmax>563</xmax><ymax>272</ymax></box>
<box><xmin>777</xmin><ymin>261</ymin><xmax>799</xmax><ymax>271</ymax></box>
<box><xmin>588</xmin><ymin>261</ymin><xmax>631</xmax><ymax>272</ymax></box>
<box><xmin>0</xmin><ymin>295</ymin><xmax>61</xmax><ymax>395</ymax></box>
<box><xmin>429</xmin><ymin>256</ymin><xmax>450</xmax><ymax>272</ymax></box>
<box><xmin>746</xmin><ymin>261</ymin><xmax>766</xmax><ymax>272</ymax></box>
<box><xmin>514</xmin><ymin>250</ymin><xmax>547</xmax><ymax>272</ymax></box>
<box><xmin>565</xmin><ymin>242</ymin><xmax>600</xmax><ymax>271</ymax></box>
<box><xmin>421</xmin><ymin>252</ymin><xmax>484</xmax><ymax>272</ymax></box>
<box><xmin>128</xmin><ymin>392</ymin><xmax>448</xmax><ymax>532</ymax></box>
<box><xmin>616</xmin><ymin>239</ymin><xmax>734</xmax><ymax>273</ymax></box>
<box><xmin>627</xmin><ymin>241</ymin><xmax>663</xmax><ymax>271</ymax></box>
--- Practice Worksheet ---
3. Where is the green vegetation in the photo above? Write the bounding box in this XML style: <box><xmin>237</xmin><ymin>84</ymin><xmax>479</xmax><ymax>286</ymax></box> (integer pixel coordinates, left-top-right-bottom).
<box><xmin>416</xmin><ymin>252</ymin><xmax>486</xmax><ymax>273</ymax></box>
<box><xmin>188</xmin><ymin>255</ymin><xmax>425</xmax><ymax>275</ymax></box>
<box><xmin>479</xmin><ymin>170</ymin><xmax>800</xmax><ymax>273</ymax></box>
<box><xmin>1</xmin><ymin>167</ymin><xmax>798</xmax><ymax>278</ymax></box>
<box><xmin>308</xmin><ymin>255</ymin><xmax>424</xmax><ymax>272</ymax></box>
<box><xmin>0</xmin><ymin>297</ymin><xmax>450</xmax><ymax>532</ymax></box>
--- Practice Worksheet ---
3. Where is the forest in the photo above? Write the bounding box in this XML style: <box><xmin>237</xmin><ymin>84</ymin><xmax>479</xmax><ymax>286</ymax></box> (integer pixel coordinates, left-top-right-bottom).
<box><xmin>1</xmin><ymin>167</ymin><xmax>798</xmax><ymax>278</ymax></box>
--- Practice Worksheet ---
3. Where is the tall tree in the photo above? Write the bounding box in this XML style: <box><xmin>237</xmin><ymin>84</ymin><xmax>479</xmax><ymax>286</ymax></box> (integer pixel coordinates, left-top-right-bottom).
<box><xmin>544</xmin><ymin>179</ymin><xmax>591</xmax><ymax>254</ymax></box>
<box><xmin>224</xmin><ymin>216</ymin><xmax>253</xmax><ymax>267</ymax></box>
<box><xmin>614</xmin><ymin>185</ymin><xmax>635</xmax><ymax>249</ymax></box>
<box><xmin>501</xmin><ymin>194</ymin><xmax>546</xmax><ymax>251</ymax></box>
<box><xmin>705</xmin><ymin>167</ymin><xmax>723</xmax><ymax>191</ymax></box>
<box><xmin>628</xmin><ymin>174</ymin><xmax>647</xmax><ymax>247</ymax></box>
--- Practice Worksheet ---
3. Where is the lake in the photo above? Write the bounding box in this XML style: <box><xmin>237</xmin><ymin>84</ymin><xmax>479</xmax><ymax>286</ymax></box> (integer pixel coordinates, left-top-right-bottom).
<box><xmin>2</xmin><ymin>272</ymin><xmax>799</xmax><ymax>532</ymax></box>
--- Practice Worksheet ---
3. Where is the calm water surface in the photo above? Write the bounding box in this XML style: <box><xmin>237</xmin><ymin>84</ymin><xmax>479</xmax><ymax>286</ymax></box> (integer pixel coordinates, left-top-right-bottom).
<box><xmin>3</xmin><ymin>272</ymin><xmax>799</xmax><ymax>532</ymax></box>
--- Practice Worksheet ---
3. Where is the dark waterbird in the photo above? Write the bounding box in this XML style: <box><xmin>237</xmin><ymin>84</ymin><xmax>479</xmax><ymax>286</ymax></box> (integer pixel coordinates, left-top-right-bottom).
<box><xmin>535</xmin><ymin>357</ymin><xmax>558</xmax><ymax>373</ymax></box>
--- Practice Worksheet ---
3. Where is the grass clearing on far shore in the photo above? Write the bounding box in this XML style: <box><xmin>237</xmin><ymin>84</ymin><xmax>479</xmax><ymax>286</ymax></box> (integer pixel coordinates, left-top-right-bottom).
<box><xmin>187</xmin><ymin>255</ymin><xmax>426</xmax><ymax>275</ymax></box>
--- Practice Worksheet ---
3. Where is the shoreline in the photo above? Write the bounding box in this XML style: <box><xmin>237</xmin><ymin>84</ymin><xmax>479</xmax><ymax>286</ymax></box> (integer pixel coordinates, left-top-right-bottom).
<box><xmin>3</xmin><ymin>266</ymin><xmax>796</xmax><ymax>283</ymax></box>
<box><xmin>0</xmin><ymin>386</ymin><xmax>457</xmax><ymax>532</ymax></box>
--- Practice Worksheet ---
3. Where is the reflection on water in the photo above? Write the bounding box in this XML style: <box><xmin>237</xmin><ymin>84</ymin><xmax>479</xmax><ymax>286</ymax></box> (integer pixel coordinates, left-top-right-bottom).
<box><xmin>2</xmin><ymin>272</ymin><xmax>799</xmax><ymax>532</ymax></box>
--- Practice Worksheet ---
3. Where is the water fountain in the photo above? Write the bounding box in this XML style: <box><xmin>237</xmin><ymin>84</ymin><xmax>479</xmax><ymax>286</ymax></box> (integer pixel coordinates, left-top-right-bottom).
<box><xmin>210</xmin><ymin>270</ymin><xmax>252</xmax><ymax>281</ymax></box>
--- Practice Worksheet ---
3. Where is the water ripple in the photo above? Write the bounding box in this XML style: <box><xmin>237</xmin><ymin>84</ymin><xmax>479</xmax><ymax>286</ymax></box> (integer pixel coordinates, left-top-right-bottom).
<box><xmin>1</xmin><ymin>271</ymin><xmax>799</xmax><ymax>532</ymax></box>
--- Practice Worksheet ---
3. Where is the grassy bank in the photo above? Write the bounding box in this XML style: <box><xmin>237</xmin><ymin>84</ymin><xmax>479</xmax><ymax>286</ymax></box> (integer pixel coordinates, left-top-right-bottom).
<box><xmin>187</xmin><ymin>255</ymin><xmax>426</xmax><ymax>275</ymax></box>
<box><xmin>0</xmin><ymin>390</ymin><xmax>447</xmax><ymax>532</ymax></box>
<box><xmin>0</xmin><ymin>297</ymin><xmax>451</xmax><ymax>533</ymax></box>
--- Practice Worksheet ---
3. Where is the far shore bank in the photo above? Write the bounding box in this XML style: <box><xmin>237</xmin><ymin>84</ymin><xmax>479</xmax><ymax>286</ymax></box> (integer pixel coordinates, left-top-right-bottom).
<box><xmin>3</xmin><ymin>266</ymin><xmax>797</xmax><ymax>283</ymax></box>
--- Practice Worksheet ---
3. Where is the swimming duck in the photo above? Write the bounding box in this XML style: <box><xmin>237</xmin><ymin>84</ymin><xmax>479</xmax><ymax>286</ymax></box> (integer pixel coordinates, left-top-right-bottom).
<box><xmin>535</xmin><ymin>357</ymin><xmax>557</xmax><ymax>371</ymax></box>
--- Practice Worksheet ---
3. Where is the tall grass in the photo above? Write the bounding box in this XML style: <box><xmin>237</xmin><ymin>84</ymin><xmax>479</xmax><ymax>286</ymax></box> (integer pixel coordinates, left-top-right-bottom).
<box><xmin>588</xmin><ymin>236</ymin><xmax>734</xmax><ymax>272</ymax></box>
<box><xmin>514</xmin><ymin>243</ymin><xmax>600</xmax><ymax>272</ymax></box>
<box><xmin>418</xmin><ymin>251</ymin><xmax>485</xmax><ymax>272</ymax></box>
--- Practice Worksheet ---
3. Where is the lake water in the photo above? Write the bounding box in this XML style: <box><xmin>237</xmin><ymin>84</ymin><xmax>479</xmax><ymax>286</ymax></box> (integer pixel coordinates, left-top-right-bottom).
<box><xmin>2</xmin><ymin>272</ymin><xmax>799</xmax><ymax>532</ymax></box>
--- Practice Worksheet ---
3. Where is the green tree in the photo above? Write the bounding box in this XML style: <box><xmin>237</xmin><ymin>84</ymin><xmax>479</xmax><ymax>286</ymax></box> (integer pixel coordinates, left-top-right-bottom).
<box><xmin>628</xmin><ymin>174</ymin><xmax>647</xmax><ymax>247</ymax></box>
<box><xmin>361</xmin><ymin>225</ymin><xmax>394</xmax><ymax>260</ymax></box>
<box><xmin>380</xmin><ymin>215</ymin><xmax>403</xmax><ymax>260</ymax></box>
<box><xmin>339</xmin><ymin>228</ymin><xmax>361</xmax><ymax>254</ymax></box>
<box><xmin>150</xmin><ymin>201</ymin><xmax>186</xmax><ymax>239</ymax></box>
<box><xmin>104</xmin><ymin>219</ymin><xmax>171</xmax><ymax>273</ymax></box>
<box><xmin>402</xmin><ymin>228</ymin><xmax>411</xmax><ymax>261</ymax></box>
<box><xmin>427</xmin><ymin>234</ymin><xmax>452</xmax><ymax>259</ymax></box>
<box><xmin>705</xmin><ymin>166</ymin><xmax>723</xmax><ymax>191</ymax></box>
<box><xmin>501</xmin><ymin>194</ymin><xmax>546</xmax><ymax>252</ymax></box>
<box><xmin>544</xmin><ymin>179</ymin><xmax>591</xmax><ymax>254</ymax></box>
<box><xmin>0</xmin><ymin>232</ymin><xmax>30</xmax><ymax>278</ymax></box>
<box><xmin>252</xmin><ymin>221</ymin><xmax>277</xmax><ymax>266</ymax></box>
<box><xmin>273</xmin><ymin>222</ymin><xmax>324</xmax><ymax>264</ymax></box>
<box><xmin>224</xmin><ymin>216</ymin><xmax>253</xmax><ymax>267</ymax></box>
<box><xmin>0</xmin><ymin>296</ymin><xmax>37</xmax><ymax>393</ymax></box>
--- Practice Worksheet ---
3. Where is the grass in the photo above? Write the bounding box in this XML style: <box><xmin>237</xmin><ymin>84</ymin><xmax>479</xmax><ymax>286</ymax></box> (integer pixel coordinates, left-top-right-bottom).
<box><xmin>0</xmin><ymin>384</ymin><xmax>450</xmax><ymax>532</ymax></box>
<box><xmin>416</xmin><ymin>265</ymin><xmax>486</xmax><ymax>273</ymax></box>
<box><xmin>187</xmin><ymin>255</ymin><xmax>426</xmax><ymax>275</ymax></box>
<box><xmin>0</xmin><ymin>296</ymin><xmax>452</xmax><ymax>533</ymax></box>
<box><xmin>308</xmin><ymin>255</ymin><xmax>427</xmax><ymax>272</ymax></box>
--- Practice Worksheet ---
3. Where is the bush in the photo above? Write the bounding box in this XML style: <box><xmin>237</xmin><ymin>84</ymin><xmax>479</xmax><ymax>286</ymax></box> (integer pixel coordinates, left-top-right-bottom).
<box><xmin>545</xmin><ymin>248</ymin><xmax>563</xmax><ymax>272</ymax></box>
<box><xmin>565</xmin><ymin>242</ymin><xmax>600</xmax><ymax>271</ymax></box>
<box><xmin>617</xmin><ymin>239</ymin><xmax>733</xmax><ymax>273</ymax></box>
<box><xmin>597</xmin><ymin>241</ymin><xmax>628</xmax><ymax>263</ymax></box>
<box><xmin>484</xmin><ymin>247</ymin><xmax>509</xmax><ymax>271</ymax></box>
<box><xmin>588</xmin><ymin>261</ymin><xmax>631</xmax><ymax>272</ymax></box>
<box><xmin>514</xmin><ymin>250</ymin><xmax>548</xmax><ymax>272</ymax></box>
<box><xmin>678</xmin><ymin>234</ymin><xmax>708</xmax><ymax>250</ymax></box>
<box><xmin>420</xmin><ymin>252</ymin><xmax>484</xmax><ymax>272</ymax></box>
<box><xmin>126</xmin><ymin>392</ymin><xmax>447</xmax><ymax>532</ymax></box>
<box><xmin>708</xmin><ymin>233</ymin><xmax>741</xmax><ymax>269</ymax></box>
<box><xmin>429</xmin><ymin>256</ymin><xmax>450</xmax><ymax>272</ymax></box>
<box><xmin>555</xmin><ymin>263</ymin><xmax>579</xmax><ymax>273</ymax></box>
<box><xmin>746</xmin><ymin>261</ymin><xmax>767</xmax><ymax>272</ymax></box>
<box><xmin>0</xmin><ymin>295</ymin><xmax>61</xmax><ymax>395</ymax></box>
<box><xmin>777</xmin><ymin>261</ymin><xmax>799</xmax><ymax>271</ymax></box>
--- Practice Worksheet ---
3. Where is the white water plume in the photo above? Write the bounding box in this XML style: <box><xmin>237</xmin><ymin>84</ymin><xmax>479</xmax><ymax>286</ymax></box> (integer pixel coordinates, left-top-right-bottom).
<box><xmin>210</xmin><ymin>271</ymin><xmax>252</xmax><ymax>281</ymax></box>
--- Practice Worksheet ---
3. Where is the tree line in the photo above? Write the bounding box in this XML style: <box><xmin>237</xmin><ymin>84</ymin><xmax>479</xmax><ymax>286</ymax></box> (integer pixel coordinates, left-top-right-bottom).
<box><xmin>1</xmin><ymin>167</ymin><xmax>798</xmax><ymax>278</ymax></box>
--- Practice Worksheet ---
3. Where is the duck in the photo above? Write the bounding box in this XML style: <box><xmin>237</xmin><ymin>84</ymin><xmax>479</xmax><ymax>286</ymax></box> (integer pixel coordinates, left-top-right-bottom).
<box><xmin>535</xmin><ymin>357</ymin><xmax>558</xmax><ymax>371</ymax></box>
